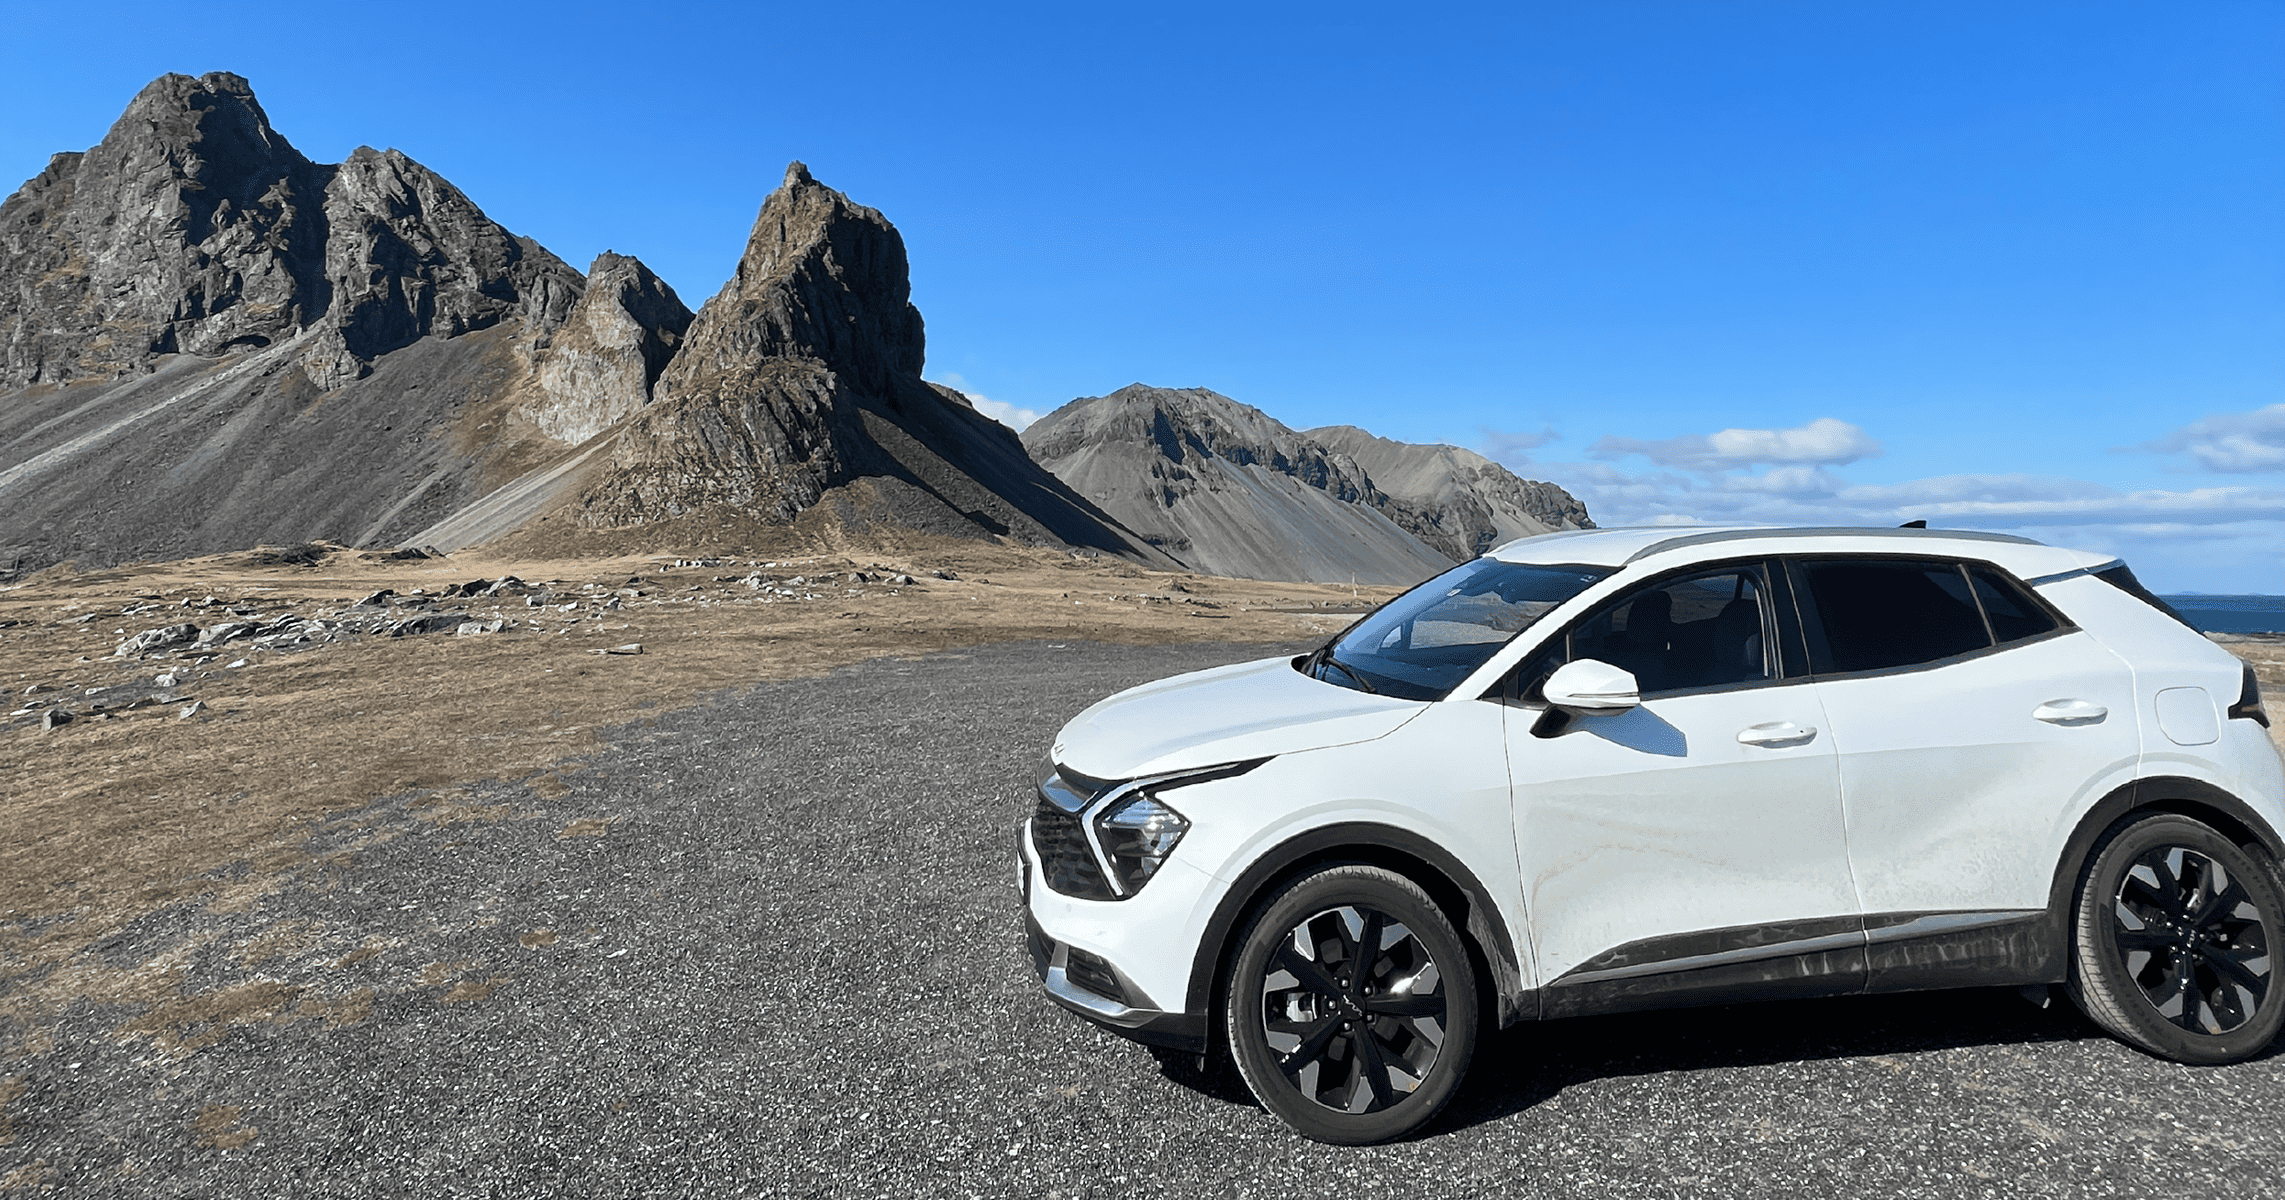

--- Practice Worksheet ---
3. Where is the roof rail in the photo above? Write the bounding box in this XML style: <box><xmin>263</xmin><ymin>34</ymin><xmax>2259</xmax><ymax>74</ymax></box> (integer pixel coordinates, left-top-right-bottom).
<box><xmin>1624</xmin><ymin>526</ymin><xmax>2043</xmax><ymax>564</ymax></box>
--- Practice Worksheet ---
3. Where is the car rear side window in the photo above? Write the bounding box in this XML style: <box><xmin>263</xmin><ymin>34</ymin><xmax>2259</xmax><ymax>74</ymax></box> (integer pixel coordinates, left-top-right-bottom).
<box><xmin>1968</xmin><ymin>566</ymin><xmax>2062</xmax><ymax>644</ymax></box>
<box><xmin>1795</xmin><ymin>559</ymin><xmax>1992</xmax><ymax>674</ymax></box>
<box><xmin>2093</xmin><ymin>563</ymin><xmax>2202</xmax><ymax>633</ymax></box>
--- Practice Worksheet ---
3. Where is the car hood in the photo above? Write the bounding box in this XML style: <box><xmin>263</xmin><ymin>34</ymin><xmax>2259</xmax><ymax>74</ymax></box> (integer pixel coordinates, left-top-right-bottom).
<box><xmin>1052</xmin><ymin>654</ymin><xmax>1427</xmax><ymax>781</ymax></box>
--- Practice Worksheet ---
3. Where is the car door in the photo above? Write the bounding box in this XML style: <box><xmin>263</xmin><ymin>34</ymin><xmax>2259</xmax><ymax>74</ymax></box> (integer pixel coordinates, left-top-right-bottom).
<box><xmin>1788</xmin><ymin>556</ymin><xmax>2143</xmax><ymax>990</ymax></box>
<box><xmin>1503</xmin><ymin>561</ymin><xmax>1864</xmax><ymax>1018</ymax></box>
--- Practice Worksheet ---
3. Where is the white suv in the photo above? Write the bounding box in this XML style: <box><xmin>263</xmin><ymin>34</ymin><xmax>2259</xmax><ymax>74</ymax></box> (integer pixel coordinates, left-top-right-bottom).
<box><xmin>1019</xmin><ymin>525</ymin><xmax>2284</xmax><ymax>1143</ymax></box>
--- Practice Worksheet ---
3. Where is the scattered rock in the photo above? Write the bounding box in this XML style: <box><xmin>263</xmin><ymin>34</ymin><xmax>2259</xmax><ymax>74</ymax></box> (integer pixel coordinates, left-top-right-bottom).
<box><xmin>179</xmin><ymin>700</ymin><xmax>208</xmax><ymax>719</ymax></box>
<box><xmin>224</xmin><ymin>658</ymin><xmax>249</xmax><ymax>669</ymax></box>
<box><xmin>41</xmin><ymin>709</ymin><xmax>72</xmax><ymax>730</ymax></box>
<box><xmin>353</xmin><ymin>589</ymin><xmax>396</xmax><ymax>608</ymax></box>
<box><xmin>117</xmin><ymin>623</ymin><xmax>200</xmax><ymax>656</ymax></box>
<box><xmin>197</xmin><ymin>621</ymin><xmax>262</xmax><ymax>646</ymax></box>
<box><xmin>454</xmin><ymin>619</ymin><xmax>506</xmax><ymax>636</ymax></box>
<box><xmin>386</xmin><ymin>612</ymin><xmax>466</xmax><ymax>638</ymax></box>
<box><xmin>930</xmin><ymin>569</ymin><xmax>958</xmax><ymax>580</ymax></box>
<box><xmin>23</xmin><ymin>683</ymin><xmax>48</xmax><ymax>695</ymax></box>
<box><xmin>594</xmin><ymin>643</ymin><xmax>643</xmax><ymax>655</ymax></box>
<box><xmin>890</xmin><ymin>573</ymin><xmax>914</xmax><ymax>586</ymax></box>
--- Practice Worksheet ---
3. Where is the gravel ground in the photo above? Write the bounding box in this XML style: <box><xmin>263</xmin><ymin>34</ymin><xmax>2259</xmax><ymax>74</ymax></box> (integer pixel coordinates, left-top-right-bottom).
<box><xmin>5</xmin><ymin>640</ymin><xmax>2282</xmax><ymax>1197</ymax></box>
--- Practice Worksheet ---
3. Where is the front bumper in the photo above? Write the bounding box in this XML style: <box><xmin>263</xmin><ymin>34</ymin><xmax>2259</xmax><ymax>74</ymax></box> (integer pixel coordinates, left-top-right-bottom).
<box><xmin>1019</xmin><ymin>821</ymin><xmax>1209</xmax><ymax>1053</ymax></box>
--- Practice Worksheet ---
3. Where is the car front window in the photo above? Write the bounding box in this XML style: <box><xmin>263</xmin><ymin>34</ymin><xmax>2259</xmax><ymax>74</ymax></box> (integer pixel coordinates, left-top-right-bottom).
<box><xmin>1312</xmin><ymin>559</ymin><xmax>1610</xmax><ymax>700</ymax></box>
<box><xmin>1516</xmin><ymin>565</ymin><xmax>1775</xmax><ymax>700</ymax></box>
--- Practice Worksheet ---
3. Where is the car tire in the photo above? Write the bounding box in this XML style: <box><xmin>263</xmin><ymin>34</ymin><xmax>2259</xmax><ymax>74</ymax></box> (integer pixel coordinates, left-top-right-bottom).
<box><xmin>2068</xmin><ymin>813</ymin><xmax>2284</xmax><ymax>1063</ymax></box>
<box><xmin>1223</xmin><ymin>864</ymin><xmax>1478</xmax><ymax>1144</ymax></box>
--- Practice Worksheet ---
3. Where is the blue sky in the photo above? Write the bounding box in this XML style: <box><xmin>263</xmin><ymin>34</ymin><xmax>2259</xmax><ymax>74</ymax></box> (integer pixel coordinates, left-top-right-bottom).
<box><xmin>5</xmin><ymin>1</ymin><xmax>2280</xmax><ymax>589</ymax></box>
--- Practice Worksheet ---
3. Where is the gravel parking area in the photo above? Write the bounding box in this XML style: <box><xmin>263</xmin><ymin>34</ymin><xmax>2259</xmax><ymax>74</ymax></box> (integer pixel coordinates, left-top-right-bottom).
<box><xmin>5</xmin><ymin>640</ymin><xmax>2281</xmax><ymax>1197</ymax></box>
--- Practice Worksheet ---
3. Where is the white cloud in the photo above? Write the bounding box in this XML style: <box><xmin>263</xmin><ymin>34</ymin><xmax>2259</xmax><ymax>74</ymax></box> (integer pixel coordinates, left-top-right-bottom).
<box><xmin>930</xmin><ymin>373</ymin><xmax>1041</xmax><ymax>432</ymax></box>
<box><xmin>2141</xmin><ymin>403</ymin><xmax>2285</xmax><ymax>473</ymax></box>
<box><xmin>1522</xmin><ymin>459</ymin><xmax>2285</xmax><ymax>534</ymax></box>
<box><xmin>1590</xmin><ymin>417</ymin><xmax>1882</xmax><ymax>471</ymax></box>
<box><xmin>1480</xmin><ymin>425</ymin><xmax>1560</xmax><ymax>463</ymax></box>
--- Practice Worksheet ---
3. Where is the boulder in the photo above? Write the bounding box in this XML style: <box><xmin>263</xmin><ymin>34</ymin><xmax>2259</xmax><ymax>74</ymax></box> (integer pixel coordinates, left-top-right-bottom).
<box><xmin>118</xmin><ymin>623</ymin><xmax>200</xmax><ymax>656</ymax></box>
<box><xmin>386</xmin><ymin>612</ymin><xmax>466</xmax><ymax>638</ymax></box>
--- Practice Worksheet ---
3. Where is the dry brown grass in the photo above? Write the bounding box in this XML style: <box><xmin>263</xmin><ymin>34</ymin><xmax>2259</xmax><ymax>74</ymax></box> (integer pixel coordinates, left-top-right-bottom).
<box><xmin>0</xmin><ymin>538</ymin><xmax>1380</xmax><ymax>1040</ymax></box>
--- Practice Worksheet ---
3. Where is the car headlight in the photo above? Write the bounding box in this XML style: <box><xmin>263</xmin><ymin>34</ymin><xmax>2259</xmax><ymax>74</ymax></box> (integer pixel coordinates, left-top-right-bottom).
<box><xmin>1049</xmin><ymin>757</ymin><xmax>1269</xmax><ymax>899</ymax></box>
<box><xmin>1096</xmin><ymin>793</ymin><xmax>1191</xmax><ymax>894</ymax></box>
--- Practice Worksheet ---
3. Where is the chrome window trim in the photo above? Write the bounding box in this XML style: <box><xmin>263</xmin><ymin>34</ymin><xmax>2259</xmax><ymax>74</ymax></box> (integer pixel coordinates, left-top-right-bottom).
<box><xmin>2025</xmin><ymin>559</ymin><xmax>2124</xmax><ymax>587</ymax></box>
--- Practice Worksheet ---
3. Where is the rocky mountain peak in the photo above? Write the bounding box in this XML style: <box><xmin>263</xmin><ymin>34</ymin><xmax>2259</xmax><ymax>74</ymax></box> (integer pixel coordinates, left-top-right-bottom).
<box><xmin>1025</xmin><ymin>384</ymin><xmax>1389</xmax><ymax>508</ymax></box>
<box><xmin>0</xmin><ymin>71</ymin><xmax>331</xmax><ymax>385</ymax></box>
<box><xmin>528</xmin><ymin>251</ymin><xmax>693</xmax><ymax>443</ymax></box>
<box><xmin>300</xmin><ymin>144</ymin><xmax>582</xmax><ymax>388</ymax></box>
<box><xmin>1024</xmin><ymin>385</ymin><xmax>1596</xmax><ymax>582</ymax></box>
<box><xmin>670</xmin><ymin>160</ymin><xmax>923</xmax><ymax>402</ymax></box>
<box><xmin>0</xmin><ymin>72</ymin><xmax>583</xmax><ymax>392</ymax></box>
<box><xmin>574</xmin><ymin>165</ymin><xmax>1167</xmax><ymax>563</ymax></box>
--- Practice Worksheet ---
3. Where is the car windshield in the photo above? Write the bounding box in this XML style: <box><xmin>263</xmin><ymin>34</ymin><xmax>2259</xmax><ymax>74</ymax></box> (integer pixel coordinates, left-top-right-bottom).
<box><xmin>1308</xmin><ymin>559</ymin><xmax>1611</xmax><ymax>700</ymax></box>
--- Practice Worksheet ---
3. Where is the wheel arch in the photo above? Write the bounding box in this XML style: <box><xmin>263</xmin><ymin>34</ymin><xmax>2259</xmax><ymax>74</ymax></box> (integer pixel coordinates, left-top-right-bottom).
<box><xmin>2049</xmin><ymin>776</ymin><xmax>2285</xmax><ymax>923</ymax></box>
<box><xmin>1185</xmin><ymin>822</ymin><xmax>1534</xmax><ymax>1038</ymax></box>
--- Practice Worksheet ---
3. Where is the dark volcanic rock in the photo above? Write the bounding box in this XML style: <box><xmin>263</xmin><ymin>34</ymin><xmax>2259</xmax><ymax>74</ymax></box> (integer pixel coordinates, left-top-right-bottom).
<box><xmin>574</xmin><ymin>163</ymin><xmax>1173</xmax><ymax>565</ymax></box>
<box><xmin>0</xmin><ymin>73</ymin><xmax>603</xmax><ymax>575</ymax></box>
<box><xmin>0</xmin><ymin>72</ymin><xmax>331</xmax><ymax>386</ymax></box>
<box><xmin>528</xmin><ymin>252</ymin><xmax>693</xmax><ymax>443</ymax></box>
<box><xmin>0</xmin><ymin>72</ymin><xmax>583</xmax><ymax>392</ymax></box>
<box><xmin>1021</xmin><ymin>385</ymin><xmax>1455</xmax><ymax>585</ymax></box>
<box><xmin>300</xmin><ymin>146</ymin><xmax>583</xmax><ymax>388</ymax></box>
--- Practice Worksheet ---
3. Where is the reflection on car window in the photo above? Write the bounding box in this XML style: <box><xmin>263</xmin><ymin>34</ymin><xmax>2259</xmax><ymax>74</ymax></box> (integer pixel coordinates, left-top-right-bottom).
<box><xmin>1799</xmin><ymin>559</ymin><xmax>1991</xmax><ymax>673</ymax></box>
<box><xmin>1522</xmin><ymin>568</ymin><xmax>1772</xmax><ymax>698</ymax></box>
<box><xmin>1318</xmin><ymin>559</ymin><xmax>1610</xmax><ymax>700</ymax></box>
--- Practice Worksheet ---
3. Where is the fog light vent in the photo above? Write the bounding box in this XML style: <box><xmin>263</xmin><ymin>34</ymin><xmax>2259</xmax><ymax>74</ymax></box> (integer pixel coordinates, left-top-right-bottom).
<box><xmin>1064</xmin><ymin>946</ymin><xmax>1129</xmax><ymax>1005</ymax></box>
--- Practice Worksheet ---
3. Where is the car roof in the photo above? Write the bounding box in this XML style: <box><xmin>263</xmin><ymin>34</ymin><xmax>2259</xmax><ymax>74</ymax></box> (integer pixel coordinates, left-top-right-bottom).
<box><xmin>1485</xmin><ymin>525</ymin><xmax>2120</xmax><ymax>581</ymax></box>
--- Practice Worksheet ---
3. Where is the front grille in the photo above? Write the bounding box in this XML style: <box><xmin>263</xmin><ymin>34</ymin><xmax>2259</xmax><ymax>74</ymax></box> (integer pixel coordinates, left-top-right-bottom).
<box><xmin>1032</xmin><ymin>789</ymin><xmax>1115</xmax><ymax>900</ymax></box>
<box><xmin>1065</xmin><ymin>946</ymin><xmax>1129</xmax><ymax>1005</ymax></box>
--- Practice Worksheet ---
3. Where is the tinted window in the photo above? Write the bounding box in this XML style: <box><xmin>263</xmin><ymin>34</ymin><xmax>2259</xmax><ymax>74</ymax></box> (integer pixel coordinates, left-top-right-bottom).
<box><xmin>1968</xmin><ymin>567</ymin><xmax>2062</xmax><ymax>644</ymax></box>
<box><xmin>1521</xmin><ymin>567</ymin><xmax>1771</xmax><ymax>697</ymax></box>
<box><xmin>1799</xmin><ymin>560</ymin><xmax>1992</xmax><ymax>673</ymax></box>
<box><xmin>1320</xmin><ymin>558</ymin><xmax>1610</xmax><ymax>700</ymax></box>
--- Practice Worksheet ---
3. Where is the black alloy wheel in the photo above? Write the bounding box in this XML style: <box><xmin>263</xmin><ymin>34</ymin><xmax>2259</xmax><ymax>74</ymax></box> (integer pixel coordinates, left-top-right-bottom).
<box><xmin>1225</xmin><ymin>865</ymin><xmax>1478</xmax><ymax>1144</ymax></box>
<box><xmin>2070</xmin><ymin>814</ymin><xmax>2285</xmax><ymax>1064</ymax></box>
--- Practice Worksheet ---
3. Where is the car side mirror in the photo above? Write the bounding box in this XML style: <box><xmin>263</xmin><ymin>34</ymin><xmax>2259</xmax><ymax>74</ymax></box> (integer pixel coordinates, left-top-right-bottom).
<box><xmin>1541</xmin><ymin>658</ymin><xmax>1641</xmax><ymax>714</ymax></box>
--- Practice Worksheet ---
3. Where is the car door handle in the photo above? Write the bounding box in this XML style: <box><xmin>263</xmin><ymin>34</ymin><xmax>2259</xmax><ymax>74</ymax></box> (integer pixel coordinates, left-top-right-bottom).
<box><xmin>1737</xmin><ymin>722</ymin><xmax>1818</xmax><ymax>747</ymax></box>
<box><xmin>2033</xmin><ymin>699</ymin><xmax>2108</xmax><ymax>724</ymax></box>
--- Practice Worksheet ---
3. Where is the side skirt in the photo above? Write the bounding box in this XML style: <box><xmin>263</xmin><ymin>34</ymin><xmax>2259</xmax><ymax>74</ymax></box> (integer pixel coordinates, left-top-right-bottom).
<box><xmin>1541</xmin><ymin>910</ymin><xmax>2054</xmax><ymax>1021</ymax></box>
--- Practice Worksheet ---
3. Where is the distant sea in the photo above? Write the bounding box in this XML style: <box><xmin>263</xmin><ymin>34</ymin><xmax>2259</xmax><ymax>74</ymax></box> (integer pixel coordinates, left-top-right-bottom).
<box><xmin>2160</xmin><ymin>595</ymin><xmax>2285</xmax><ymax>635</ymax></box>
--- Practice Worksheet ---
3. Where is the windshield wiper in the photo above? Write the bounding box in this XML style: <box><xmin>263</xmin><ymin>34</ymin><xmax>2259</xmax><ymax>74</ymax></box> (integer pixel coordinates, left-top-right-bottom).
<box><xmin>1320</xmin><ymin>654</ymin><xmax>1377</xmax><ymax>694</ymax></box>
